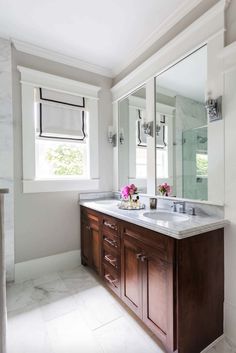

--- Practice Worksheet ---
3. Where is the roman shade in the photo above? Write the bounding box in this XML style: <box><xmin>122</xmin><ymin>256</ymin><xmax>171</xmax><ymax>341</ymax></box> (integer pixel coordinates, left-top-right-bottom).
<box><xmin>36</xmin><ymin>88</ymin><xmax>87</xmax><ymax>141</ymax></box>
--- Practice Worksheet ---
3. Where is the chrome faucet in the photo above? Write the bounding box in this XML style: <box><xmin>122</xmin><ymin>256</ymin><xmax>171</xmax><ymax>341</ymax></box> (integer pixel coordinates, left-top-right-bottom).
<box><xmin>172</xmin><ymin>201</ymin><xmax>186</xmax><ymax>213</ymax></box>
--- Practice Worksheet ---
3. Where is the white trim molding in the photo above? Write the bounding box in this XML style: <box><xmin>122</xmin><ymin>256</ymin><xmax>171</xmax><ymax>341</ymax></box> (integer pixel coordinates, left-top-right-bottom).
<box><xmin>18</xmin><ymin>66</ymin><xmax>100</xmax><ymax>193</ymax></box>
<box><xmin>112</xmin><ymin>0</ymin><xmax>205</xmax><ymax>76</ymax></box>
<box><xmin>23</xmin><ymin>179</ymin><xmax>100</xmax><ymax>193</ymax></box>
<box><xmin>219</xmin><ymin>41</ymin><xmax>236</xmax><ymax>72</ymax></box>
<box><xmin>111</xmin><ymin>0</ymin><xmax>226</xmax><ymax>101</ymax></box>
<box><xmin>18</xmin><ymin>65</ymin><xmax>101</xmax><ymax>99</ymax></box>
<box><xmin>14</xmin><ymin>39</ymin><xmax>113</xmax><ymax>78</ymax></box>
<box><xmin>15</xmin><ymin>250</ymin><xmax>81</xmax><ymax>282</ymax></box>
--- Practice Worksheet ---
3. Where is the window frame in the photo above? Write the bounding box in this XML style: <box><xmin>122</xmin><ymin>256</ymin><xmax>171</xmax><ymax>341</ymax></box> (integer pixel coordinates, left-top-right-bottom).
<box><xmin>18</xmin><ymin>66</ymin><xmax>101</xmax><ymax>193</ymax></box>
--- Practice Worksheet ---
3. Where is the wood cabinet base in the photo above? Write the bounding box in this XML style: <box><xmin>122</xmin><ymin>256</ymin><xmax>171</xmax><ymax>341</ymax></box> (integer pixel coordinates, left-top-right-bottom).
<box><xmin>80</xmin><ymin>206</ymin><xmax>224</xmax><ymax>353</ymax></box>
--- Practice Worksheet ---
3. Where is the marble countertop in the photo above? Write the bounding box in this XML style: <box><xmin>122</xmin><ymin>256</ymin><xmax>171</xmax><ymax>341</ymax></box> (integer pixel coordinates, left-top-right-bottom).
<box><xmin>80</xmin><ymin>199</ymin><xmax>228</xmax><ymax>239</ymax></box>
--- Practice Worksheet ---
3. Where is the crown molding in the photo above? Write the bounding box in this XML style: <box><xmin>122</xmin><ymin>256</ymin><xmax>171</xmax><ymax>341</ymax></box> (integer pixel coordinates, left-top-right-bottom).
<box><xmin>112</xmin><ymin>0</ymin><xmax>207</xmax><ymax>76</ymax></box>
<box><xmin>111</xmin><ymin>0</ymin><xmax>226</xmax><ymax>101</ymax></box>
<box><xmin>13</xmin><ymin>38</ymin><xmax>113</xmax><ymax>78</ymax></box>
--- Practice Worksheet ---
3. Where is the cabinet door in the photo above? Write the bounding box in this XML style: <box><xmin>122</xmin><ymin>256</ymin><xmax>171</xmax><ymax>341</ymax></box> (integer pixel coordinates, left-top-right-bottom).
<box><xmin>121</xmin><ymin>234</ymin><xmax>143</xmax><ymax>317</ymax></box>
<box><xmin>90</xmin><ymin>224</ymin><xmax>101</xmax><ymax>274</ymax></box>
<box><xmin>142</xmin><ymin>245</ymin><xmax>174</xmax><ymax>350</ymax></box>
<box><xmin>81</xmin><ymin>221</ymin><xmax>91</xmax><ymax>265</ymax></box>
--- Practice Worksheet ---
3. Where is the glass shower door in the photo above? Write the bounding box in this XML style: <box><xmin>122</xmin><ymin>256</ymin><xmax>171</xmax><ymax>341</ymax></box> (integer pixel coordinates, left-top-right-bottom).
<box><xmin>182</xmin><ymin>126</ymin><xmax>208</xmax><ymax>200</ymax></box>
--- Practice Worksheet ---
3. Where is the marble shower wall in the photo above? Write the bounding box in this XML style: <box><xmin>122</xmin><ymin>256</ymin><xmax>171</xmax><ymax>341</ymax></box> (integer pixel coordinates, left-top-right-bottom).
<box><xmin>0</xmin><ymin>38</ymin><xmax>14</xmax><ymax>281</ymax></box>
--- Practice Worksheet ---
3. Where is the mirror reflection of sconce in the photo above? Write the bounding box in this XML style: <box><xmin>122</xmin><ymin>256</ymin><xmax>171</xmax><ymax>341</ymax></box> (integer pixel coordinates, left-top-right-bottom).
<box><xmin>205</xmin><ymin>96</ymin><xmax>222</xmax><ymax>122</ymax></box>
<box><xmin>119</xmin><ymin>128</ymin><xmax>125</xmax><ymax>144</ymax></box>
<box><xmin>142</xmin><ymin>121</ymin><xmax>154</xmax><ymax>137</ymax></box>
<box><xmin>108</xmin><ymin>126</ymin><xmax>116</xmax><ymax>147</ymax></box>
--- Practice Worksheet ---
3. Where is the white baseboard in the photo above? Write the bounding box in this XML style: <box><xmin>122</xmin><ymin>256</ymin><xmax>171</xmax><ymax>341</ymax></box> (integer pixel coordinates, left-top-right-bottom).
<box><xmin>15</xmin><ymin>250</ymin><xmax>81</xmax><ymax>282</ymax></box>
<box><xmin>200</xmin><ymin>335</ymin><xmax>225</xmax><ymax>352</ymax></box>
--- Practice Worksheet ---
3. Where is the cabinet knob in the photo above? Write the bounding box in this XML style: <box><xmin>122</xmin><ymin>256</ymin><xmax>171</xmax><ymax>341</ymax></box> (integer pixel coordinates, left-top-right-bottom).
<box><xmin>86</xmin><ymin>225</ymin><xmax>91</xmax><ymax>230</ymax></box>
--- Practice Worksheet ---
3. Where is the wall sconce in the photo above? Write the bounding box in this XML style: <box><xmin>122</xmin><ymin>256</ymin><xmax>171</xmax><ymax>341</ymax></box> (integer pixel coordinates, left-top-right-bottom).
<box><xmin>108</xmin><ymin>126</ymin><xmax>116</xmax><ymax>147</ymax></box>
<box><xmin>119</xmin><ymin>128</ymin><xmax>125</xmax><ymax>144</ymax></box>
<box><xmin>142</xmin><ymin>121</ymin><xmax>154</xmax><ymax>137</ymax></box>
<box><xmin>205</xmin><ymin>96</ymin><xmax>222</xmax><ymax>122</ymax></box>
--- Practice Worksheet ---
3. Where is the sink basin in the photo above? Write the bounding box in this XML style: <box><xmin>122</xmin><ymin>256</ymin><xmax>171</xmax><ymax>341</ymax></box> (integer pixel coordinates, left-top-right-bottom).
<box><xmin>143</xmin><ymin>211</ymin><xmax>189</xmax><ymax>222</ymax></box>
<box><xmin>95</xmin><ymin>200</ymin><xmax>117</xmax><ymax>205</ymax></box>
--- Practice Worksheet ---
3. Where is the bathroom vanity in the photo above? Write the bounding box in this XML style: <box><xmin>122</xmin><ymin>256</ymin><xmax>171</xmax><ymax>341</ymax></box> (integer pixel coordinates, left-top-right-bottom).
<box><xmin>80</xmin><ymin>200</ymin><xmax>226</xmax><ymax>353</ymax></box>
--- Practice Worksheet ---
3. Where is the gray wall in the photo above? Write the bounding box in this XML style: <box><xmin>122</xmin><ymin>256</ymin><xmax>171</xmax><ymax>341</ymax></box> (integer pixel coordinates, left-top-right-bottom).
<box><xmin>112</xmin><ymin>0</ymin><xmax>219</xmax><ymax>85</ymax></box>
<box><xmin>226</xmin><ymin>0</ymin><xmax>236</xmax><ymax>45</ymax></box>
<box><xmin>0</xmin><ymin>38</ymin><xmax>14</xmax><ymax>281</ymax></box>
<box><xmin>12</xmin><ymin>47</ymin><xmax>113</xmax><ymax>263</ymax></box>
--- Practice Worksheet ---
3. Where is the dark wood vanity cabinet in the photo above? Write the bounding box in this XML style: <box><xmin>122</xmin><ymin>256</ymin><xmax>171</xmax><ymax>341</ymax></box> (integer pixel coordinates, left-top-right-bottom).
<box><xmin>81</xmin><ymin>208</ymin><xmax>101</xmax><ymax>274</ymax></box>
<box><xmin>121</xmin><ymin>222</ymin><xmax>175</xmax><ymax>350</ymax></box>
<box><xmin>80</xmin><ymin>206</ymin><xmax>224</xmax><ymax>353</ymax></box>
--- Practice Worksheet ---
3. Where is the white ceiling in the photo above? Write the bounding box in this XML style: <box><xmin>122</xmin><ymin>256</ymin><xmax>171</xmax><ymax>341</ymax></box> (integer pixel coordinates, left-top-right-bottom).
<box><xmin>156</xmin><ymin>46</ymin><xmax>207</xmax><ymax>102</ymax></box>
<box><xmin>0</xmin><ymin>0</ymin><xmax>201</xmax><ymax>77</ymax></box>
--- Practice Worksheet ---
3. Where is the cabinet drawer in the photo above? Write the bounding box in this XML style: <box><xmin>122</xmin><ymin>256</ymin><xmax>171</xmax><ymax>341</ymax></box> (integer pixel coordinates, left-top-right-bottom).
<box><xmin>103</xmin><ymin>263</ymin><xmax>120</xmax><ymax>296</ymax></box>
<box><xmin>102</xmin><ymin>215</ymin><xmax>119</xmax><ymax>236</ymax></box>
<box><xmin>103</xmin><ymin>231</ymin><xmax>120</xmax><ymax>250</ymax></box>
<box><xmin>122</xmin><ymin>222</ymin><xmax>174</xmax><ymax>263</ymax></box>
<box><xmin>103</xmin><ymin>244</ymin><xmax>120</xmax><ymax>271</ymax></box>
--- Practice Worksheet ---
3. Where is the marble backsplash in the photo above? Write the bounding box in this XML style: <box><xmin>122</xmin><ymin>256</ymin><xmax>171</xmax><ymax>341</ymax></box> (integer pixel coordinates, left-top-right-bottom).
<box><xmin>0</xmin><ymin>38</ymin><xmax>14</xmax><ymax>281</ymax></box>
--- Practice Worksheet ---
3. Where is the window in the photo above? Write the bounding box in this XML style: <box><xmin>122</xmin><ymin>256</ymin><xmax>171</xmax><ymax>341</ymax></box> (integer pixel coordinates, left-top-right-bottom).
<box><xmin>136</xmin><ymin>147</ymin><xmax>147</xmax><ymax>178</ymax></box>
<box><xmin>34</xmin><ymin>87</ymin><xmax>89</xmax><ymax>180</ymax></box>
<box><xmin>18</xmin><ymin>66</ymin><xmax>100</xmax><ymax>193</ymax></box>
<box><xmin>156</xmin><ymin>149</ymin><xmax>168</xmax><ymax>178</ymax></box>
<box><xmin>196</xmin><ymin>153</ymin><xmax>208</xmax><ymax>178</ymax></box>
<box><xmin>35</xmin><ymin>140</ymin><xmax>88</xmax><ymax>179</ymax></box>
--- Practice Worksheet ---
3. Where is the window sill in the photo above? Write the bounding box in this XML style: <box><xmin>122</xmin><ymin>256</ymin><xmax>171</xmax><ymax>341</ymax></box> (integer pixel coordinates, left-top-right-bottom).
<box><xmin>22</xmin><ymin>179</ymin><xmax>100</xmax><ymax>193</ymax></box>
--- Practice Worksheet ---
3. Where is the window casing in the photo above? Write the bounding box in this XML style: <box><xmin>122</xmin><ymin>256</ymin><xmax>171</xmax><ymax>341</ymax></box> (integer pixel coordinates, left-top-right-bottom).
<box><xmin>18</xmin><ymin>66</ymin><xmax>100</xmax><ymax>193</ymax></box>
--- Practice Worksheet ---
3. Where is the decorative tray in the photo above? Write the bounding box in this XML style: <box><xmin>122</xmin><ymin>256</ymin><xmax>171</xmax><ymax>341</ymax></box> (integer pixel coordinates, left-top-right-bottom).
<box><xmin>118</xmin><ymin>203</ymin><xmax>145</xmax><ymax>210</ymax></box>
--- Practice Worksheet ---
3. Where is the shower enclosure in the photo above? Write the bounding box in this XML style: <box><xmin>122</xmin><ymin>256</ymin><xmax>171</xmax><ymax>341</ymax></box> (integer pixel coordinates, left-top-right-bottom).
<box><xmin>182</xmin><ymin>126</ymin><xmax>208</xmax><ymax>200</ymax></box>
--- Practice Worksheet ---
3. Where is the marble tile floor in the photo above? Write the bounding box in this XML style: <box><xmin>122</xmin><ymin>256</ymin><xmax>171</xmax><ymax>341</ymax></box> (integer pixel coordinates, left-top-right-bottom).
<box><xmin>6</xmin><ymin>265</ymin><xmax>235</xmax><ymax>353</ymax></box>
<box><xmin>6</xmin><ymin>266</ymin><xmax>166</xmax><ymax>353</ymax></box>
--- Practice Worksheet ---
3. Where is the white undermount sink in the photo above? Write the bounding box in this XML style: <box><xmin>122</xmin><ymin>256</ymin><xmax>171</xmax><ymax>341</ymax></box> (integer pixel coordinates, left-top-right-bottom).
<box><xmin>143</xmin><ymin>211</ymin><xmax>190</xmax><ymax>222</ymax></box>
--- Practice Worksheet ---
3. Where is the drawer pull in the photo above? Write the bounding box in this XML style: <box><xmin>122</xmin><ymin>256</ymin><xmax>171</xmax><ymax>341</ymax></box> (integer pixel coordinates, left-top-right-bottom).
<box><xmin>104</xmin><ymin>237</ymin><xmax>118</xmax><ymax>248</ymax></box>
<box><xmin>104</xmin><ymin>254</ymin><xmax>117</xmax><ymax>267</ymax></box>
<box><xmin>105</xmin><ymin>273</ymin><xmax>118</xmax><ymax>286</ymax></box>
<box><xmin>136</xmin><ymin>253</ymin><xmax>143</xmax><ymax>260</ymax></box>
<box><xmin>104</xmin><ymin>221</ymin><xmax>117</xmax><ymax>231</ymax></box>
<box><xmin>141</xmin><ymin>255</ymin><xmax>148</xmax><ymax>262</ymax></box>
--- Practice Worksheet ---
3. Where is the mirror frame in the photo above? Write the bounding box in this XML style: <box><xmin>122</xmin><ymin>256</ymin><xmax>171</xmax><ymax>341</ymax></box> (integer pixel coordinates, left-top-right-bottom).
<box><xmin>112</xmin><ymin>3</ymin><xmax>225</xmax><ymax>205</ymax></box>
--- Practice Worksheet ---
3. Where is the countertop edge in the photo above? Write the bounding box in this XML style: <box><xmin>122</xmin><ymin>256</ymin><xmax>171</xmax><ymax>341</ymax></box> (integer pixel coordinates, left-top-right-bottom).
<box><xmin>79</xmin><ymin>202</ymin><xmax>228</xmax><ymax>240</ymax></box>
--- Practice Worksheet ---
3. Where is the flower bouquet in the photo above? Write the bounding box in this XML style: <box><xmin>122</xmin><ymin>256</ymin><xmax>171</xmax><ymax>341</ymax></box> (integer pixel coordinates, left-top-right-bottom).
<box><xmin>158</xmin><ymin>182</ymin><xmax>171</xmax><ymax>196</ymax></box>
<box><xmin>119</xmin><ymin>184</ymin><xmax>144</xmax><ymax>210</ymax></box>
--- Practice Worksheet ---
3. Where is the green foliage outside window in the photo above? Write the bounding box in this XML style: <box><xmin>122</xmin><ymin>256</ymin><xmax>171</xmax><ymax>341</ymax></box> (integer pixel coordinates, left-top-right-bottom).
<box><xmin>46</xmin><ymin>144</ymin><xmax>84</xmax><ymax>176</ymax></box>
<box><xmin>196</xmin><ymin>153</ymin><xmax>208</xmax><ymax>177</ymax></box>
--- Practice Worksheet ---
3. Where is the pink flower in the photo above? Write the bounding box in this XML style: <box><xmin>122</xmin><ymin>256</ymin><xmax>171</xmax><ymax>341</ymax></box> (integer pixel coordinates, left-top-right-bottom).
<box><xmin>158</xmin><ymin>182</ymin><xmax>171</xmax><ymax>196</ymax></box>
<box><xmin>121</xmin><ymin>184</ymin><xmax>138</xmax><ymax>199</ymax></box>
<box><xmin>121</xmin><ymin>185</ymin><xmax>130</xmax><ymax>198</ymax></box>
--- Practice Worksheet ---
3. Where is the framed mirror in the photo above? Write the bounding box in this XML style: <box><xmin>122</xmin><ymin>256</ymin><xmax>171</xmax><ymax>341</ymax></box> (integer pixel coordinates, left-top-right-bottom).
<box><xmin>155</xmin><ymin>46</ymin><xmax>208</xmax><ymax>200</ymax></box>
<box><xmin>118</xmin><ymin>86</ymin><xmax>147</xmax><ymax>193</ymax></box>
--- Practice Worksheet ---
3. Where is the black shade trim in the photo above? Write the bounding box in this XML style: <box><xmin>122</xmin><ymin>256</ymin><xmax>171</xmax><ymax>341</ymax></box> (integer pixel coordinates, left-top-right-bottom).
<box><xmin>156</xmin><ymin>125</ymin><xmax>167</xmax><ymax>149</ymax></box>
<box><xmin>39</xmin><ymin>103</ymin><xmax>86</xmax><ymax>141</ymax></box>
<box><xmin>137</xmin><ymin>109</ymin><xmax>147</xmax><ymax>147</ymax></box>
<box><xmin>39</xmin><ymin>87</ymin><xmax>85</xmax><ymax>108</ymax></box>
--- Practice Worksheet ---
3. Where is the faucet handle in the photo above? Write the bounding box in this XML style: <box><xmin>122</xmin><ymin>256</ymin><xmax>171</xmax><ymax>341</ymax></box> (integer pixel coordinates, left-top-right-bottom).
<box><xmin>171</xmin><ymin>203</ymin><xmax>177</xmax><ymax>212</ymax></box>
<box><xmin>188</xmin><ymin>207</ymin><xmax>196</xmax><ymax>216</ymax></box>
